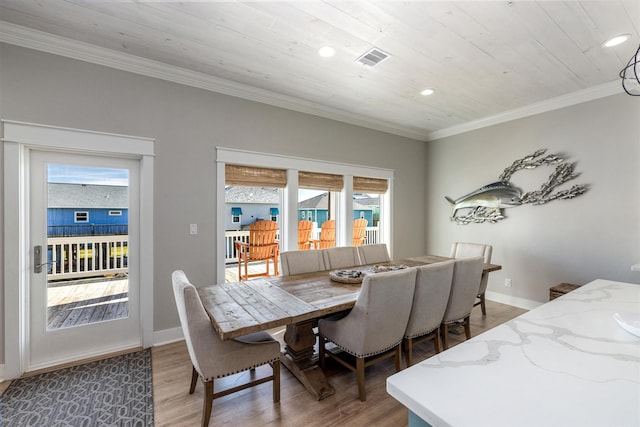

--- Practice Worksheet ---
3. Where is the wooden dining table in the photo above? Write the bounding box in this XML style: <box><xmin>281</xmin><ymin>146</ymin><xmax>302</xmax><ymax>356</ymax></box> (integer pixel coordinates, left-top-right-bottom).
<box><xmin>198</xmin><ymin>255</ymin><xmax>501</xmax><ymax>400</ymax></box>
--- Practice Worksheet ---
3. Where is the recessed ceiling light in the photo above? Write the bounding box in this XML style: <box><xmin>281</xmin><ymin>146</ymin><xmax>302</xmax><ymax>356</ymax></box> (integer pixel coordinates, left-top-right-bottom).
<box><xmin>603</xmin><ymin>34</ymin><xmax>631</xmax><ymax>47</ymax></box>
<box><xmin>420</xmin><ymin>88</ymin><xmax>435</xmax><ymax>96</ymax></box>
<box><xmin>318</xmin><ymin>46</ymin><xmax>336</xmax><ymax>58</ymax></box>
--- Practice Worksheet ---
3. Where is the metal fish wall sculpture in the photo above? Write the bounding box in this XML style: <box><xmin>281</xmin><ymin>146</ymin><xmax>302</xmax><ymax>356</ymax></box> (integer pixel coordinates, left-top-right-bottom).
<box><xmin>446</xmin><ymin>149</ymin><xmax>588</xmax><ymax>224</ymax></box>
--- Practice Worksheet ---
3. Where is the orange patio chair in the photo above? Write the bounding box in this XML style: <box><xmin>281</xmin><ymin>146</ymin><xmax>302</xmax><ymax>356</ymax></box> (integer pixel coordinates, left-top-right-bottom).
<box><xmin>235</xmin><ymin>220</ymin><xmax>280</xmax><ymax>281</ymax></box>
<box><xmin>352</xmin><ymin>218</ymin><xmax>368</xmax><ymax>246</ymax></box>
<box><xmin>298</xmin><ymin>220</ymin><xmax>314</xmax><ymax>250</ymax></box>
<box><xmin>313</xmin><ymin>219</ymin><xmax>336</xmax><ymax>249</ymax></box>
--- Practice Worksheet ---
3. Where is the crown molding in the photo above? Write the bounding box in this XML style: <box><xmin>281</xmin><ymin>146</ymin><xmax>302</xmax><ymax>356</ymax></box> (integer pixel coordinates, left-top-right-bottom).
<box><xmin>0</xmin><ymin>22</ymin><xmax>427</xmax><ymax>141</ymax></box>
<box><xmin>427</xmin><ymin>80</ymin><xmax>624</xmax><ymax>141</ymax></box>
<box><xmin>1</xmin><ymin>21</ymin><xmax>624</xmax><ymax>143</ymax></box>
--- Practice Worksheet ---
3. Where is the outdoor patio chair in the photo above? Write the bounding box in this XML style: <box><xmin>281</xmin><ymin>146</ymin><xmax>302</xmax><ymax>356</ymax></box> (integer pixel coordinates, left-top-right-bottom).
<box><xmin>297</xmin><ymin>220</ymin><xmax>314</xmax><ymax>250</ymax></box>
<box><xmin>352</xmin><ymin>218</ymin><xmax>368</xmax><ymax>246</ymax></box>
<box><xmin>313</xmin><ymin>219</ymin><xmax>336</xmax><ymax>249</ymax></box>
<box><xmin>235</xmin><ymin>220</ymin><xmax>279</xmax><ymax>281</ymax></box>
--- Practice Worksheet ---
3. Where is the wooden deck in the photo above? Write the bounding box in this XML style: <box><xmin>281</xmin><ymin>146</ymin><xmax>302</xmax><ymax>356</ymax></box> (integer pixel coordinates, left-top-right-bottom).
<box><xmin>47</xmin><ymin>263</ymin><xmax>269</xmax><ymax>330</ymax></box>
<box><xmin>47</xmin><ymin>276</ymin><xmax>129</xmax><ymax>329</ymax></box>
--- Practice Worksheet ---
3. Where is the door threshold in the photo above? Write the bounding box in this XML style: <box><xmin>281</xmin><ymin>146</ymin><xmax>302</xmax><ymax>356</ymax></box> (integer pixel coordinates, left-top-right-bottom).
<box><xmin>21</xmin><ymin>346</ymin><xmax>144</xmax><ymax>378</ymax></box>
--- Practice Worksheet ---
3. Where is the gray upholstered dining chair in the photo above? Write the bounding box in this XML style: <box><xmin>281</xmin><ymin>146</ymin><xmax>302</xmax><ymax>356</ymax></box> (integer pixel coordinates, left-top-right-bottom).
<box><xmin>171</xmin><ymin>270</ymin><xmax>281</xmax><ymax>427</ymax></box>
<box><xmin>357</xmin><ymin>243</ymin><xmax>391</xmax><ymax>265</ymax></box>
<box><xmin>450</xmin><ymin>242</ymin><xmax>493</xmax><ymax>315</ymax></box>
<box><xmin>318</xmin><ymin>268</ymin><xmax>417</xmax><ymax>401</ymax></box>
<box><xmin>441</xmin><ymin>257</ymin><xmax>484</xmax><ymax>350</ymax></box>
<box><xmin>322</xmin><ymin>246</ymin><xmax>362</xmax><ymax>270</ymax></box>
<box><xmin>403</xmin><ymin>260</ymin><xmax>455</xmax><ymax>366</ymax></box>
<box><xmin>280</xmin><ymin>249</ymin><xmax>326</xmax><ymax>276</ymax></box>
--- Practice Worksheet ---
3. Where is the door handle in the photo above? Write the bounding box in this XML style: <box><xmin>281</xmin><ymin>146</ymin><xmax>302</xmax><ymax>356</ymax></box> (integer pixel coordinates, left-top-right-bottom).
<box><xmin>34</xmin><ymin>245</ymin><xmax>52</xmax><ymax>273</ymax></box>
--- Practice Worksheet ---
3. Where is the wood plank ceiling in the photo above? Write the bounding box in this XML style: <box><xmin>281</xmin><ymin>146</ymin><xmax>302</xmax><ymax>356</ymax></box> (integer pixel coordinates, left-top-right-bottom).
<box><xmin>0</xmin><ymin>1</ymin><xmax>638</xmax><ymax>140</ymax></box>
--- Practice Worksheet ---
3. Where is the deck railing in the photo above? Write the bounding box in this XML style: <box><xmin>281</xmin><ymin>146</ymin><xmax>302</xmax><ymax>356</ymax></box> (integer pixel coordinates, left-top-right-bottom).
<box><xmin>46</xmin><ymin>235</ymin><xmax>128</xmax><ymax>281</ymax></box>
<box><xmin>46</xmin><ymin>226</ymin><xmax>379</xmax><ymax>280</ymax></box>
<box><xmin>224</xmin><ymin>226</ymin><xmax>379</xmax><ymax>263</ymax></box>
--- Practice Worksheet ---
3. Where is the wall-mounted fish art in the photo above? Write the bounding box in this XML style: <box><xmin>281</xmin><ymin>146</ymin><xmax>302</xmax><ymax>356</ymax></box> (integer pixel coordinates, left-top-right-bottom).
<box><xmin>446</xmin><ymin>149</ymin><xmax>588</xmax><ymax>224</ymax></box>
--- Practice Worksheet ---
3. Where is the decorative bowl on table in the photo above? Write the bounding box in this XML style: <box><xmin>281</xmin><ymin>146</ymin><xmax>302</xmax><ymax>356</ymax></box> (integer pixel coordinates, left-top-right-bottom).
<box><xmin>372</xmin><ymin>264</ymin><xmax>408</xmax><ymax>273</ymax></box>
<box><xmin>329</xmin><ymin>269</ymin><xmax>365</xmax><ymax>283</ymax></box>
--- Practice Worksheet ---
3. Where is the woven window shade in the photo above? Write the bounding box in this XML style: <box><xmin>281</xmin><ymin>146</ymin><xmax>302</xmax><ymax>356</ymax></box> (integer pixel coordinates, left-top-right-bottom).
<box><xmin>298</xmin><ymin>171</ymin><xmax>344</xmax><ymax>191</ymax></box>
<box><xmin>353</xmin><ymin>176</ymin><xmax>388</xmax><ymax>193</ymax></box>
<box><xmin>225</xmin><ymin>164</ymin><xmax>287</xmax><ymax>188</ymax></box>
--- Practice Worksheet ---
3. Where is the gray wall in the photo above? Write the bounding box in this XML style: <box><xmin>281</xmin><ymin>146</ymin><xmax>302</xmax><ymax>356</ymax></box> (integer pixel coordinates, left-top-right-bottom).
<box><xmin>425</xmin><ymin>93</ymin><xmax>640</xmax><ymax>304</ymax></box>
<box><xmin>0</xmin><ymin>44</ymin><xmax>427</xmax><ymax>364</ymax></box>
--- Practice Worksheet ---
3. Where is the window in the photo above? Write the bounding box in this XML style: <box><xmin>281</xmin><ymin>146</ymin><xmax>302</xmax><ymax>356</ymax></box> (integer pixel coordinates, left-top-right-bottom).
<box><xmin>231</xmin><ymin>207</ymin><xmax>242</xmax><ymax>224</ymax></box>
<box><xmin>217</xmin><ymin>148</ymin><xmax>393</xmax><ymax>283</ymax></box>
<box><xmin>75</xmin><ymin>211</ymin><xmax>89</xmax><ymax>223</ymax></box>
<box><xmin>270</xmin><ymin>207</ymin><xmax>279</xmax><ymax>222</ymax></box>
<box><xmin>109</xmin><ymin>210</ymin><xmax>122</xmax><ymax>216</ymax></box>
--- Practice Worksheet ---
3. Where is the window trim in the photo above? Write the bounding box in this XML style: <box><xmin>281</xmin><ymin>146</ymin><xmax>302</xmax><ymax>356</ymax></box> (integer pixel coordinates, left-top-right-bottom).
<box><xmin>216</xmin><ymin>147</ymin><xmax>393</xmax><ymax>284</ymax></box>
<box><xmin>74</xmin><ymin>211</ymin><xmax>89</xmax><ymax>223</ymax></box>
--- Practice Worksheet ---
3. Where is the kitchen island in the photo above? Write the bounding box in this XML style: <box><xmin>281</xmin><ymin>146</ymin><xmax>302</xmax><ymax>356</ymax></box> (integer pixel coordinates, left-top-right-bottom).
<box><xmin>387</xmin><ymin>279</ymin><xmax>640</xmax><ymax>427</ymax></box>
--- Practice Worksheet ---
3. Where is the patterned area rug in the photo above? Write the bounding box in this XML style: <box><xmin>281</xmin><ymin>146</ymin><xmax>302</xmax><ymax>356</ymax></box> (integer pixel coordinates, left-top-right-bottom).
<box><xmin>0</xmin><ymin>349</ymin><xmax>153</xmax><ymax>426</ymax></box>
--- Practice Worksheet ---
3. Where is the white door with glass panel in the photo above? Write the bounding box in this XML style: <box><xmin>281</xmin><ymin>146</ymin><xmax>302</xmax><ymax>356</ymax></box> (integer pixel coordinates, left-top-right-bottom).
<box><xmin>29</xmin><ymin>150</ymin><xmax>141</xmax><ymax>370</ymax></box>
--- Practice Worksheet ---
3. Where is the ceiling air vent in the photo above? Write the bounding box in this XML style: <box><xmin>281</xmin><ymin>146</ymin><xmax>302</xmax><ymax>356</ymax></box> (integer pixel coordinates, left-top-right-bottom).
<box><xmin>355</xmin><ymin>48</ymin><xmax>390</xmax><ymax>68</ymax></box>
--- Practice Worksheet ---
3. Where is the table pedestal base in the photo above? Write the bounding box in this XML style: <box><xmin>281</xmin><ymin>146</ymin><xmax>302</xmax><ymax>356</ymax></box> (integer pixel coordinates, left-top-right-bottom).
<box><xmin>282</xmin><ymin>320</ymin><xmax>335</xmax><ymax>400</ymax></box>
<box><xmin>281</xmin><ymin>353</ymin><xmax>335</xmax><ymax>400</ymax></box>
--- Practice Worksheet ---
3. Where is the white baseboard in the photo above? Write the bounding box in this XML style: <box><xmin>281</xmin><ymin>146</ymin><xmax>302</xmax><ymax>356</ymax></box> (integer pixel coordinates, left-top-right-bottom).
<box><xmin>153</xmin><ymin>326</ymin><xmax>184</xmax><ymax>347</ymax></box>
<box><xmin>486</xmin><ymin>291</ymin><xmax>543</xmax><ymax>311</ymax></box>
<box><xmin>0</xmin><ymin>364</ymin><xmax>5</xmax><ymax>383</ymax></box>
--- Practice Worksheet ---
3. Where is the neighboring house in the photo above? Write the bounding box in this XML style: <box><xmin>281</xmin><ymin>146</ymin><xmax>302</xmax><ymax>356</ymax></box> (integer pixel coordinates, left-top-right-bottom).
<box><xmin>298</xmin><ymin>192</ymin><xmax>374</xmax><ymax>226</ymax></box>
<box><xmin>224</xmin><ymin>186</ymin><xmax>280</xmax><ymax>230</ymax></box>
<box><xmin>353</xmin><ymin>194</ymin><xmax>380</xmax><ymax>226</ymax></box>
<box><xmin>47</xmin><ymin>183</ymin><xmax>128</xmax><ymax>236</ymax></box>
<box><xmin>224</xmin><ymin>187</ymin><xmax>375</xmax><ymax>230</ymax></box>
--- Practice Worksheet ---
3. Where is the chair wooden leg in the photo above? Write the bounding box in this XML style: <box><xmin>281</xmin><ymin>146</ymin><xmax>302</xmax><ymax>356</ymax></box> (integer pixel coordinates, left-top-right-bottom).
<box><xmin>356</xmin><ymin>357</ymin><xmax>366</xmax><ymax>402</ymax></box>
<box><xmin>273</xmin><ymin>253</ymin><xmax>279</xmax><ymax>276</ymax></box>
<box><xmin>404</xmin><ymin>338</ymin><xmax>413</xmax><ymax>367</ymax></box>
<box><xmin>202</xmin><ymin>380</ymin><xmax>214</xmax><ymax>427</ymax></box>
<box><xmin>318</xmin><ymin>336</ymin><xmax>326</xmax><ymax>369</ymax></box>
<box><xmin>480</xmin><ymin>293</ymin><xmax>487</xmax><ymax>316</ymax></box>
<box><xmin>434</xmin><ymin>327</ymin><xmax>442</xmax><ymax>354</ymax></box>
<box><xmin>464</xmin><ymin>317</ymin><xmax>471</xmax><ymax>340</ymax></box>
<box><xmin>394</xmin><ymin>345</ymin><xmax>402</xmax><ymax>372</ymax></box>
<box><xmin>272</xmin><ymin>360</ymin><xmax>281</xmax><ymax>403</ymax></box>
<box><xmin>441</xmin><ymin>323</ymin><xmax>449</xmax><ymax>350</ymax></box>
<box><xmin>190</xmin><ymin>366</ymin><xmax>199</xmax><ymax>394</ymax></box>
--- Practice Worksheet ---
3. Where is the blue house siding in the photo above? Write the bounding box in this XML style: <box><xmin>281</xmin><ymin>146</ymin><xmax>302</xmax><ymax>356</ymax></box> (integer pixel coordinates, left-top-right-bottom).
<box><xmin>298</xmin><ymin>209</ymin><xmax>372</xmax><ymax>226</ymax></box>
<box><xmin>298</xmin><ymin>209</ymin><xmax>328</xmax><ymax>225</ymax></box>
<box><xmin>48</xmin><ymin>207</ymin><xmax>129</xmax><ymax>236</ymax></box>
<box><xmin>353</xmin><ymin>210</ymin><xmax>373</xmax><ymax>225</ymax></box>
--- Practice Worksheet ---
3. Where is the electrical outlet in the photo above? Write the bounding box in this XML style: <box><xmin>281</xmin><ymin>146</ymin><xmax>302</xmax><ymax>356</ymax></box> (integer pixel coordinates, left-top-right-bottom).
<box><xmin>505</xmin><ymin>278</ymin><xmax>513</xmax><ymax>287</ymax></box>
<box><xmin>189</xmin><ymin>224</ymin><xmax>198</xmax><ymax>235</ymax></box>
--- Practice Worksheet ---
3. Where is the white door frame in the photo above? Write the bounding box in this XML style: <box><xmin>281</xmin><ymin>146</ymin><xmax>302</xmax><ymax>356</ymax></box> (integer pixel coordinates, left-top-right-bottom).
<box><xmin>2</xmin><ymin>120</ymin><xmax>154</xmax><ymax>380</ymax></box>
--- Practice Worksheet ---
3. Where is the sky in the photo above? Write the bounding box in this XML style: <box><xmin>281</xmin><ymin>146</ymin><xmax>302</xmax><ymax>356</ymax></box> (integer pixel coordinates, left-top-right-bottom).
<box><xmin>48</xmin><ymin>164</ymin><xmax>129</xmax><ymax>186</ymax></box>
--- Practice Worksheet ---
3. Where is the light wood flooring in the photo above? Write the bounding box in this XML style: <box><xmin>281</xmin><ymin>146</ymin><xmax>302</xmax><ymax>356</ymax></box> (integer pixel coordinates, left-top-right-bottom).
<box><xmin>152</xmin><ymin>300</ymin><xmax>527</xmax><ymax>426</ymax></box>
